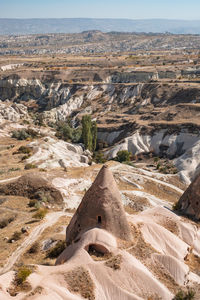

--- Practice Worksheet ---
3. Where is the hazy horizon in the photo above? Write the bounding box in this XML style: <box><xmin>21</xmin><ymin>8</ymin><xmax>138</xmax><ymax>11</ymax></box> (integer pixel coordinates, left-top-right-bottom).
<box><xmin>1</xmin><ymin>0</ymin><xmax>200</xmax><ymax>20</ymax></box>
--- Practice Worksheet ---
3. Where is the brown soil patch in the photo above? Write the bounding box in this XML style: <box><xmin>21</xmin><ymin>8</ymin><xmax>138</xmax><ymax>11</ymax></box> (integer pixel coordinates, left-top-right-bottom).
<box><xmin>105</xmin><ymin>254</ymin><xmax>122</xmax><ymax>270</ymax></box>
<box><xmin>185</xmin><ymin>252</ymin><xmax>200</xmax><ymax>276</ymax></box>
<box><xmin>157</xmin><ymin>217</ymin><xmax>180</xmax><ymax>236</ymax></box>
<box><xmin>147</xmin><ymin>260</ymin><xmax>179</xmax><ymax>294</ymax></box>
<box><xmin>64</xmin><ymin>266</ymin><xmax>95</xmax><ymax>300</ymax></box>
<box><xmin>127</xmin><ymin>224</ymin><xmax>157</xmax><ymax>262</ymax></box>
<box><xmin>143</xmin><ymin>181</ymin><xmax>181</xmax><ymax>203</ymax></box>
<box><xmin>0</xmin><ymin>173</ymin><xmax>63</xmax><ymax>206</ymax></box>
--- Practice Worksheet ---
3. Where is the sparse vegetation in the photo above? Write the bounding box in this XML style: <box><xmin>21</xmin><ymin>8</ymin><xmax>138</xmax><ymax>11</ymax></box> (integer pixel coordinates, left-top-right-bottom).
<box><xmin>9</xmin><ymin>231</ymin><xmax>22</xmax><ymax>242</ymax></box>
<box><xmin>28</xmin><ymin>199</ymin><xmax>40</xmax><ymax>208</ymax></box>
<box><xmin>33</xmin><ymin>208</ymin><xmax>48</xmax><ymax>219</ymax></box>
<box><xmin>28</xmin><ymin>242</ymin><xmax>40</xmax><ymax>254</ymax></box>
<box><xmin>64</xmin><ymin>266</ymin><xmax>95</xmax><ymax>300</ymax></box>
<box><xmin>24</xmin><ymin>163</ymin><xmax>37</xmax><ymax>170</ymax></box>
<box><xmin>17</xmin><ymin>146</ymin><xmax>32</xmax><ymax>154</ymax></box>
<box><xmin>8</xmin><ymin>167</ymin><xmax>21</xmax><ymax>172</ymax></box>
<box><xmin>93</xmin><ymin>151</ymin><xmax>106</xmax><ymax>163</ymax></box>
<box><xmin>11</xmin><ymin>128</ymin><xmax>39</xmax><ymax>140</ymax></box>
<box><xmin>15</xmin><ymin>266</ymin><xmax>32</xmax><ymax>285</ymax></box>
<box><xmin>173</xmin><ymin>289</ymin><xmax>195</xmax><ymax>300</ymax></box>
<box><xmin>47</xmin><ymin>240</ymin><xmax>66</xmax><ymax>258</ymax></box>
<box><xmin>105</xmin><ymin>254</ymin><xmax>122</xmax><ymax>270</ymax></box>
<box><xmin>0</xmin><ymin>216</ymin><xmax>15</xmax><ymax>229</ymax></box>
<box><xmin>156</xmin><ymin>159</ymin><xmax>178</xmax><ymax>174</ymax></box>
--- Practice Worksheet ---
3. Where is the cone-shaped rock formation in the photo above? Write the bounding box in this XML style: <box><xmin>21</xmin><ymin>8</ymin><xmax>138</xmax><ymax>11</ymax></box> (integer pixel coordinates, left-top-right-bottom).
<box><xmin>66</xmin><ymin>165</ymin><xmax>132</xmax><ymax>245</ymax></box>
<box><xmin>178</xmin><ymin>173</ymin><xmax>200</xmax><ymax>220</ymax></box>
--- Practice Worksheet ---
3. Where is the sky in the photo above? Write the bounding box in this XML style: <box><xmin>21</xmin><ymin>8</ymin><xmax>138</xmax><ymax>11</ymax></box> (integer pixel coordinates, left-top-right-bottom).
<box><xmin>0</xmin><ymin>0</ymin><xmax>200</xmax><ymax>20</ymax></box>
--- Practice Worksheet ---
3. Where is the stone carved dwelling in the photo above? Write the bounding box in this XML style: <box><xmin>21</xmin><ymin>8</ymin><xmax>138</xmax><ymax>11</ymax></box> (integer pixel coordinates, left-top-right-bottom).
<box><xmin>65</xmin><ymin>165</ymin><xmax>132</xmax><ymax>246</ymax></box>
<box><xmin>178</xmin><ymin>173</ymin><xmax>200</xmax><ymax>220</ymax></box>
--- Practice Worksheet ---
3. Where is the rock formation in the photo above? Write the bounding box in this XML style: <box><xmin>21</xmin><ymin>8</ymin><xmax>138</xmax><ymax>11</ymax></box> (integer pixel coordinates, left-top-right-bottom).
<box><xmin>66</xmin><ymin>165</ymin><xmax>132</xmax><ymax>245</ymax></box>
<box><xmin>0</xmin><ymin>173</ymin><xmax>63</xmax><ymax>205</ymax></box>
<box><xmin>177</xmin><ymin>173</ymin><xmax>200</xmax><ymax>220</ymax></box>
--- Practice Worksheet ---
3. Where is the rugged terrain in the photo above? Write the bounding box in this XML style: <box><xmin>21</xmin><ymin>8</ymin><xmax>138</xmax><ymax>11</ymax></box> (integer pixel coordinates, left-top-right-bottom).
<box><xmin>0</xmin><ymin>35</ymin><xmax>199</xmax><ymax>299</ymax></box>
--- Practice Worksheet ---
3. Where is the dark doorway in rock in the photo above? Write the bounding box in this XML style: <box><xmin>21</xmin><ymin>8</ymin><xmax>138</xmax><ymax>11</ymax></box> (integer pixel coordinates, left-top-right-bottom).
<box><xmin>98</xmin><ymin>216</ymin><xmax>102</xmax><ymax>224</ymax></box>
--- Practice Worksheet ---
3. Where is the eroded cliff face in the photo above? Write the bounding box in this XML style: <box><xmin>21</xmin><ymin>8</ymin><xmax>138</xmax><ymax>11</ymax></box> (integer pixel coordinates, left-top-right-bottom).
<box><xmin>1</xmin><ymin>75</ymin><xmax>200</xmax><ymax>183</ymax></box>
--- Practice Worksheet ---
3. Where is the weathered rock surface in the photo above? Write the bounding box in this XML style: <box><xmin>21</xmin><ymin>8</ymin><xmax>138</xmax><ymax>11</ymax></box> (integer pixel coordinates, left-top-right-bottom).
<box><xmin>66</xmin><ymin>165</ymin><xmax>132</xmax><ymax>245</ymax></box>
<box><xmin>0</xmin><ymin>100</ymin><xmax>29</xmax><ymax>123</ymax></box>
<box><xmin>26</xmin><ymin>137</ymin><xmax>89</xmax><ymax>169</ymax></box>
<box><xmin>178</xmin><ymin>173</ymin><xmax>200</xmax><ymax>220</ymax></box>
<box><xmin>0</xmin><ymin>173</ymin><xmax>63</xmax><ymax>204</ymax></box>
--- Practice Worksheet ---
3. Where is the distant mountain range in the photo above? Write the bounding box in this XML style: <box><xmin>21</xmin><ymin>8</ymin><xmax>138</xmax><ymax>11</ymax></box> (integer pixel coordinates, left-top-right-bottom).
<box><xmin>0</xmin><ymin>18</ymin><xmax>200</xmax><ymax>35</ymax></box>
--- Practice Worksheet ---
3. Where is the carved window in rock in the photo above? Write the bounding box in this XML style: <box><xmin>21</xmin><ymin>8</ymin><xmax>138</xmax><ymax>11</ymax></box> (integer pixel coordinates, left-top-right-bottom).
<box><xmin>97</xmin><ymin>216</ymin><xmax>102</xmax><ymax>224</ymax></box>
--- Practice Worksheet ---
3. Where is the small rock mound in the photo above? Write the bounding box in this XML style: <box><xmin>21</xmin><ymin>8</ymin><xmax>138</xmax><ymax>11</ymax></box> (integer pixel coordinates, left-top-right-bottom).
<box><xmin>0</xmin><ymin>173</ymin><xmax>63</xmax><ymax>205</ymax></box>
<box><xmin>177</xmin><ymin>173</ymin><xmax>200</xmax><ymax>220</ymax></box>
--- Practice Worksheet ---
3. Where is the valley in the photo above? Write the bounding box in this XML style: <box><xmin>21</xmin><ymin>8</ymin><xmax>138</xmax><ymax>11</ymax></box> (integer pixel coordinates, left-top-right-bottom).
<box><xmin>0</xmin><ymin>32</ymin><xmax>199</xmax><ymax>299</ymax></box>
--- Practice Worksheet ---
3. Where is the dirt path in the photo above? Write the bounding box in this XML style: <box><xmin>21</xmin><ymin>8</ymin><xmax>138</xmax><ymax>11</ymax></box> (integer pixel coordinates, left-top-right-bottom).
<box><xmin>0</xmin><ymin>176</ymin><xmax>20</xmax><ymax>184</ymax></box>
<box><xmin>0</xmin><ymin>211</ymin><xmax>72</xmax><ymax>275</ymax></box>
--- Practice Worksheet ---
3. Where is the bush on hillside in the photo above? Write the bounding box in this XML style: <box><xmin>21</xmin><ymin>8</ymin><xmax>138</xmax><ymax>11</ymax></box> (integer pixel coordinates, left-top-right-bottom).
<box><xmin>15</xmin><ymin>266</ymin><xmax>32</xmax><ymax>285</ymax></box>
<box><xmin>33</xmin><ymin>208</ymin><xmax>48</xmax><ymax>220</ymax></box>
<box><xmin>12</xmin><ymin>128</ymin><xmax>39</xmax><ymax>140</ymax></box>
<box><xmin>115</xmin><ymin>150</ymin><xmax>131</xmax><ymax>163</ymax></box>
<box><xmin>47</xmin><ymin>240</ymin><xmax>66</xmax><ymax>258</ymax></box>
<box><xmin>173</xmin><ymin>289</ymin><xmax>195</xmax><ymax>300</ymax></box>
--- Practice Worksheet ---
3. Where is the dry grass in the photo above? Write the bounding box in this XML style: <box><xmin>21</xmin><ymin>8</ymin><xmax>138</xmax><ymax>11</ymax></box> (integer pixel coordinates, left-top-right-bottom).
<box><xmin>157</xmin><ymin>217</ymin><xmax>180</xmax><ymax>236</ymax></box>
<box><xmin>127</xmin><ymin>224</ymin><xmax>157</xmax><ymax>261</ymax></box>
<box><xmin>8</xmin><ymin>265</ymin><xmax>34</xmax><ymax>296</ymax></box>
<box><xmin>23</xmin><ymin>286</ymin><xmax>43</xmax><ymax>299</ymax></box>
<box><xmin>64</xmin><ymin>266</ymin><xmax>95</xmax><ymax>300</ymax></box>
<box><xmin>143</xmin><ymin>180</ymin><xmax>181</xmax><ymax>203</ymax></box>
<box><xmin>147</xmin><ymin>260</ymin><xmax>179</xmax><ymax>294</ymax></box>
<box><xmin>19</xmin><ymin>215</ymin><xmax>71</xmax><ymax>266</ymax></box>
<box><xmin>184</xmin><ymin>252</ymin><xmax>200</xmax><ymax>276</ymax></box>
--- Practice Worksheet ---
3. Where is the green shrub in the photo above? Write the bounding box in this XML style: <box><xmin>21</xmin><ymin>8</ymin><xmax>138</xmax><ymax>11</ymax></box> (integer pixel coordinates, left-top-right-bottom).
<box><xmin>0</xmin><ymin>216</ymin><xmax>14</xmax><ymax>229</ymax></box>
<box><xmin>28</xmin><ymin>199</ymin><xmax>40</xmax><ymax>208</ymax></box>
<box><xmin>173</xmin><ymin>289</ymin><xmax>195</xmax><ymax>300</ymax></box>
<box><xmin>8</xmin><ymin>167</ymin><xmax>21</xmax><ymax>172</ymax></box>
<box><xmin>24</xmin><ymin>163</ymin><xmax>37</xmax><ymax>170</ymax></box>
<box><xmin>55</xmin><ymin>121</ymin><xmax>82</xmax><ymax>144</ymax></box>
<box><xmin>154</xmin><ymin>157</ymin><xmax>160</xmax><ymax>162</ymax></box>
<box><xmin>55</xmin><ymin>122</ymin><xmax>73</xmax><ymax>141</ymax></box>
<box><xmin>18</xmin><ymin>146</ymin><xmax>31</xmax><ymax>154</ymax></box>
<box><xmin>12</xmin><ymin>129</ymin><xmax>39</xmax><ymax>140</ymax></box>
<box><xmin>93</xmin><ymin>151</ymin><xmax>106</xmax><ymax>163</ymax></box>
<box><xmin>156</xmin><ymin>163</ymin><xmax>160</xmax><ymax>169</ymax></box>
<box><xmin>47</xmin><ymin>240</ymin><xmax>66</xmax><ymax>258</ymax></box>
<box><xmin>9</xmin><ymin>231</ymin><xmax>22</xmax><ymax>242</ymax></box>
<box><xmin>116</xmin><ymin>150</ymin><xmax>131</xmax><ymax>163</ymax></box>
<box><xmin>33</xmin><ymin>208</ymin><xmax>48</xmax><ymax>220</ymax></box>
<box><xmin>21</xmin><ymin>155</ymin><xmax>30</xmax><ymax>161</ymax></box>
<box><xmin>28</xmin><ymin>242</ymin><xmax>39</xmax><ymax>254</ymax></box>
<box><xmin>15</xmin><ymin>266</ymin><xmax>32</xmax><ymax>285</ymax></box>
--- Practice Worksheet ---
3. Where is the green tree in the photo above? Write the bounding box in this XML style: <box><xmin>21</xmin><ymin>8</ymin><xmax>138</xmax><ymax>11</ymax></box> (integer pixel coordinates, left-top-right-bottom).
<box><xmin>91</xmin><ymin>121</ymin><xmax>97</xmax><ymax>151</ymax></box>
<box><xmin>116</xmin><ymin>150</ymin><xmax>131</xmax><ymax>163</ymax></box>
<box><xmin>81</xmin><ymin>115</ymin><xmax>97</xmax><ymax>152</ymax></box>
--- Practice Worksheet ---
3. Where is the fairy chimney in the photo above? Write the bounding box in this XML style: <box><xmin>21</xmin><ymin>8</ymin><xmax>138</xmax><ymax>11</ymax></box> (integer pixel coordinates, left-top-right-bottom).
<box><xmin>66</xmin><ymin>165</ymin><xmax>132</xmax><ymax>245</ymax></box>
<box><xmin>177</xmin><ymin>173</ymin><xmax>200</xmax><ymax>220</ymax></box>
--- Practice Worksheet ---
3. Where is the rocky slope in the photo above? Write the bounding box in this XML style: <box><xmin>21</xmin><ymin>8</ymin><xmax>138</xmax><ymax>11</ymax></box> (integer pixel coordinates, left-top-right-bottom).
<box><xmin>0</xmin><ymin>164</ymin><xmax>199</xmax><ymax>300</ymax></box>
<box><xmin>1</xmin><ymin>73</ymin><xmax>200</xmax><ymax>183</ymax></box>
